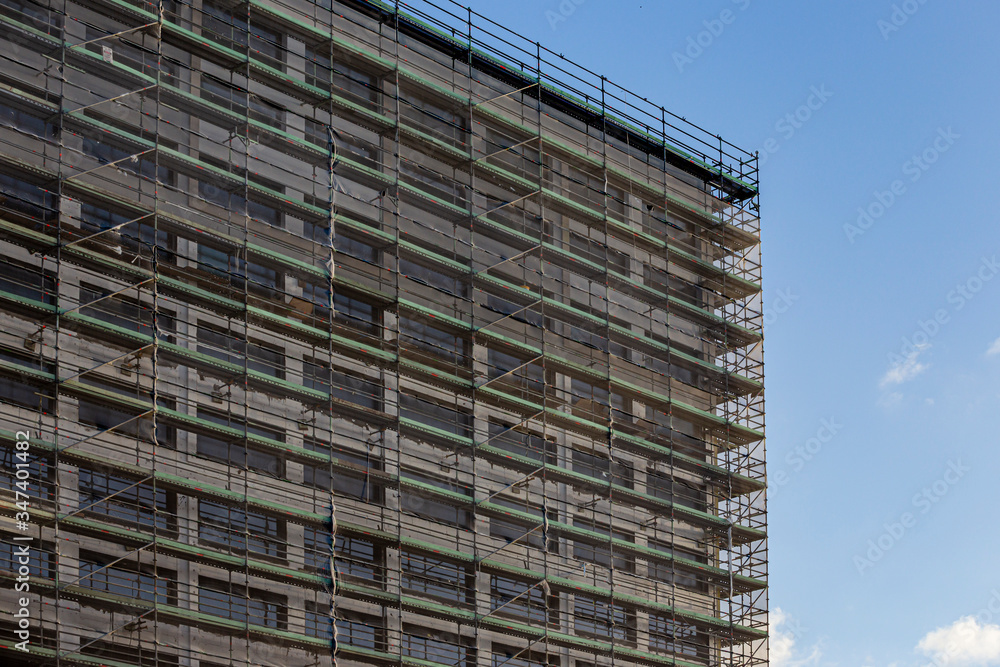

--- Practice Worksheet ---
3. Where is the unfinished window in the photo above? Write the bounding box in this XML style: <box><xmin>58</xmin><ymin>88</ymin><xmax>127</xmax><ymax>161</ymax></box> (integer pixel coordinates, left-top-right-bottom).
<box><xmin>402</xmin><ymin>551</ymin><xmax>472</xmax><ymax>605</ymax></box>
<box><xmin>490</xmin><ymin>574</ymin><xmax>557</xmax><ymax>625</ymax></box>
<box><xmin>200</xmin><ymin>73</ymin><xmax>284</xmax><ymax>129</ymax></box>
<box><xmin>646</xmin><ymin>471</ymin><xmax>707</xmax><ymax>512</ymax></box>
<box><xmin>0</xmin><ymin>172</ymin><xmax>57</xmax><ymax>227</ymax></box>
<box><xmin>335</xmin><ymin>233</ymin><xmax>380</xmax><ymax>263</ymax></box>
<box><xmin>77</xmin><ymin>124</ymin><xmax>173</xmax><ymax>186</ymax></box>
<box><xmin>563</xmin><ymin>376</ymin><xmax>612</xmax><ymax>422</ymax></box>
<box><xmin>0</xmin><ymin>99</ymin><xmax>57</xmax><ymax>140</ymax></box>
<box><xmin>303</xmin><ymin>524</ymin><xmax>331</xmax><ymax>573</ymax></box>
<box><xmin>478</xmin><ymin>124</ymin><xmax>534</xmax><ymax>175</ymax></box>
<box><xmin>302</xmin><ymin>359</ymin><xmax>381</xmax><ymax>410</ymax></box>
<box><xmin>195</xmin><ymin>409</ymin><xmax>284</xmax><ymax>476</ymax></box>
<box><xmin>548</xmin><ymin>159</ymin><xmax>604</xmax><ymax>211</ymax></box>
<box><xmin>302</xmin><ymin>439</ymin><xmax>382</xmax><ymax>502</ymax></box>
<box><xmin>83</xmin><ymin>26</ymin><xmax>179</xmax><ymax>84</ymax></box>
<box><xmin>572</xmin><ymin>596</ymin><xmax>634</xmax><ymax>643</ymax></box>
<box><xmin>644</xmin><ymin>353</ymin><xmax>699</xmax><ymax>391</ymax></box>
<box><xmin>569</xmin><ymin>232</ymin><xmax>629</xmax><ymax>275</ymax></box>
<box><xmin>0</xmin><ymin>538</ymin><xmax>53</xmax><ymax>578</ymax></box>
<box><xmin>0</xmin><ymin>375</ymin><xmax>51</xmax><ymax>414</ymax></box>
<box><xmin>400</xmin><ymin>393</ymin><xmax>472</xmax><ymax>439</ymax></box>
<box><xmin>487</xmin><ymin>421</ymin><xmax>556</xmax><ymax>465</ymax></box>
<box><xmin>195</xmin><ymin>155</ymin><xmax>283</xmax><ymax>227</ymax></box>
<box><xmin>78</xmin><ymin>550</ymin><xmax>177</xmax><ymax>604</ymax></box>
<box><xmin>198</xmin><ymin>576</ymin><xmax>288</xmax><ymax>629</ymax></box>
<box><xmin>333</xmin><ymin>291</ymin><xmax>379</xmax><ymax>334</ymax></box>
<box><xmin>647</xmin><ymin>540</ymin><xmax>707</xmax><ymax>592</ymax></box>
<box><xmin>400</xmin><ymin>258</ymin><xmax>469</xmax><ymax>298</ymax></box>
<box><xmin>337</xmin><ymin>610</ymin><xmax>384</xmax><ymax>651</ymax></box>
<box><xmin>399</xmin><ymin>315</ymin><xmax>468</xmax><ymax>369</ymax></box>
<box><xmin>571</xmin><ymin>520</ymin><xmax>634</xmax><ymax>573</ymax></box>
<box><xmin>487</xmin><ymin>348</ymin><xmax>544</xmax><ymax>396</ymax></box>
<box><xmin>305</xmin><ymin>120</ymin><xmax>380</xmax><ymax>171</ymax></box>
<box><xmin>399</xmin><ymin>158</ymin><xmax>467</xmax><ymax>208</ymax></box>
<box><xmin>0</xmin><ymin>260</ymin><xmax>55</xmax><ymax>305</ymax></box>
<box><xmin>197</xmin><ymin>323</ymin><xmax>285</xmax><ymax>379</ymax></box>
<box><xmin>0</xmin><ymin>444</ymin><xmax>53</xmax><ymax>501</ymax></box>
<box><xmin>0</xmin><ymin>0</ymin><xmax>62</xmax><ymax>36</ymax></box>
<box><xmin>197</xmin><ymin>244</ymin><xmax>283</xmax><ymax>299</ymax></box>
<box><xmin>403</xmin><ymin>627</ymin><xmax>474</xmax><ymax>667</ymax></box>
<box><xmin>670</xmin><ymin>274</ymin><xmax>713</xmax><ymax>311</ymax></box>
<box><xmin>303</xmin><ymin>47</ymin><xmax>379</xmax><ymax>110</ymax></box>
<box><xmin>296</xmin><ymin>282</ymin><xmax>381</xmax><ymax>335</ymax></box>
<box><xmin>198</xmin><ymin>499</ymin><xmax>286</xmax><ymax>560</ymax></box>
<box><xmin>484</xmin><ymin>193</ymin><xmax>541</xmax><ymax>236</ymax></box>
<box><xmin>200</xmin><ymin>2</ymin><xmax>281</xmax><ymax>67</ymax></box>
<box><xmin>400</xmin><ymin>90</ymin><xmax>467</xmax><ymax>146</ymax></box>
<box><xmin>79</xmin><ymin>641</ymin><xmax>179</xmax><ymax>666</ymax></box>
<box><xmin>332</xmin><ymin>534</ymin><xmax>380</xmax><ymax>583</ymax></box>
<box><xmin>491</xmin><ymin>647</ymin><xmax>553</xmax><ymax>667</ymax></box>
<box><xmin>77</xmin><ymin>469</ymin><xmax>177</xmax><ymax>533</ymax></box>
<box><xmin>645</xmin><ymin>410</ymin><xmax>708</xmax><ymax>456</ymax></box>
<box><xmin>78</xmin><ymin>202</ymin><xmax>175</xmax><ymax>262</ymax></box>
<box><xmin>0</xmin><ymin>347</ymin><xmax>54</xmax><ymax>414</ymax></box>
<box><xmin>79</xmin><ymin>283</ymin><xmax>176</xmax><ymax>342</ymax></box>
<box><xmin>571</xmin><ymin>448</ymin><xmax>633</xmax><ymax>490</ymax></box>
<box><xmin>79</xmin><ymin>109</ymin><xmax>179</xmax><ymax>185</ymax></box>
<box><xmin>648</xmin><ymin>616</ymin><xmax>705</xmax><ymax>660</ymax></box>
<box><xmin>490</xmin><ymin>498</ymin><xmax>558</xmax><ymax>554</ymax></box>
<box><xmin>304</xmin><ymin>599</ymin><xmax>333</xmax><ymax>639</ymax></box>
<box><xmin>77</xmin><ymin>375</ymin><xmax>177</xmax><ymax>449</ymax></box>
<box><xmin>546</xmin><ymin>312</ymin><xmax>607</xmax><ymax>353</ymax></box>
<box><xmin>400</xmin><ymin>468</ymin><xmax>473</xmax><ymax>529</ymax></box>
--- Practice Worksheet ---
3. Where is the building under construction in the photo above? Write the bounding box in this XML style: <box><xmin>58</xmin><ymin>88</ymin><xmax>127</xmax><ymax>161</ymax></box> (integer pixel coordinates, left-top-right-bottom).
<box><xmin>0</xmin><ymin>0</ymin><xmax>767</xmax><ymax>665</ymax></box>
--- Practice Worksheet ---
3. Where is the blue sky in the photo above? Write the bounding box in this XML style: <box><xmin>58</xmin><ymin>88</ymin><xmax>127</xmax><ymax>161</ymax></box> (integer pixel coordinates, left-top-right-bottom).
<box><xmin>458</xmin><ymin>1</ymin><xmax>1000</xmax><ymax>664</ymax></box>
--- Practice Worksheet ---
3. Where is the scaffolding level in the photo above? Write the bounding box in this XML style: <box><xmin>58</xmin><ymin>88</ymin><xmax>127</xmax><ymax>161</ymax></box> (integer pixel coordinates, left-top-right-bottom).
<box><xmin>0</xmin><ymin>0</ymin><xmax>766</xmax><ymax>665</ymax></box>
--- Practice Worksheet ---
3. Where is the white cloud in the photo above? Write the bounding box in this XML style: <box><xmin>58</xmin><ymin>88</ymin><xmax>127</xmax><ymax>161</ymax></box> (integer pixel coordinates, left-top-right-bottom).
<box><xmin>916</xmin><ymin>616</ymin><xmax>1000</xmax><ymax>666</ymax></box>
<box><xmin>770</xmin><ymin>608</ymin><xmax>822</xmax><ymax>667</ymax></box>
<box><xmin>987</xmin><ymin>337</ymin><xmax>1000</xmax><ymax>357</ymax></box>
<box><xmin>770</xmin><ymin>613</ymin><xmax>1000</xmax><ymax>667</ymax></box>
<box><xmin>770</xmin><ymin>608</ymin><xmax>795</xmax><ymax>666</ymax></box>
<box><xmin>880</xmin><ymin>344</ymin><xmax>930</xmax><ymax>388</ymax></box>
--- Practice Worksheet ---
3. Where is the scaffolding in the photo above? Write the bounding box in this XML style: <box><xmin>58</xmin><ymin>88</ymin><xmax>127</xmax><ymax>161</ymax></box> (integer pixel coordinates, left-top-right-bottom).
<box><xmin>0</xmin><ymin>0</ymin><xmax>766</xmax><ymax>665</ymax></box>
